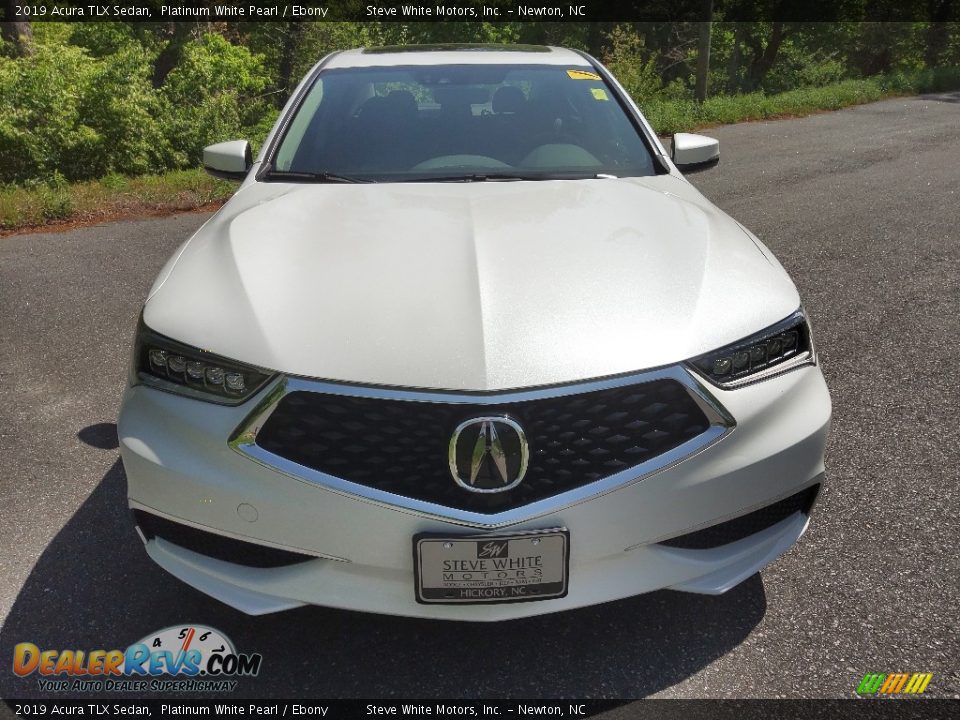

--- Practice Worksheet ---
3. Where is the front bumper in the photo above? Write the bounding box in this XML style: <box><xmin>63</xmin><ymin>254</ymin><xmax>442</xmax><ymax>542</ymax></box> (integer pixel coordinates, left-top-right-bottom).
<box><xmin>118</xmin><ymin>364</ymin><xmax>830</xmax><ymax>619</ymax></box>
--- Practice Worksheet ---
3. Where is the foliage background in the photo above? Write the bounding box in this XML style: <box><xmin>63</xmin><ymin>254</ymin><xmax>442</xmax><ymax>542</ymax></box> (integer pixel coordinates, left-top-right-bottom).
<box><xmin>0</xmin><ymin>18</ymin><xmax>958</xmax><ymax>188</ymax></box>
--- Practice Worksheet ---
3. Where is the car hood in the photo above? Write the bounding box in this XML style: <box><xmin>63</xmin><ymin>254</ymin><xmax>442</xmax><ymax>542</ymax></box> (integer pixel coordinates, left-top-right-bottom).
<box><xmin>145</xmin><ymin>176</ymin><xmax>800</xmax><ymax>391</ymax></box>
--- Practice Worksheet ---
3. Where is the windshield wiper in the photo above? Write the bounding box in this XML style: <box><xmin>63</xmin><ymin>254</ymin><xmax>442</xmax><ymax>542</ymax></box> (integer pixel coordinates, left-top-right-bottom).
<box><xmin>261</xmin><ymin>168</ymin><xmax>369</xmax><ymax>184</ymax></box>
<box><xmin>261</xmin><ymin>167</ymin><xmax>617</xmax><ymax>184</ymax></box>
<box><xmin>402</xmin><ymin>172</ymin><xmax>617</xmax><ymax>183</ymax></box>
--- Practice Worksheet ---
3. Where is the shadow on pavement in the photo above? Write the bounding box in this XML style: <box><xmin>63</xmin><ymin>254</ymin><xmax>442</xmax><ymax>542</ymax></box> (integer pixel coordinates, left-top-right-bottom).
<box><xmin>1</xmin><ymin>460</ymin><xmax>767</xmax><ymax>699</ymax></box>
<box><xmin>77</xmin><ymin>423</ymin><xmax>119</xmax><ymax>450</ymax></box>
<box><xmin>917</xmin><ymin>90</ymin><xmax>960</xmax><ymax>104</ymax></box>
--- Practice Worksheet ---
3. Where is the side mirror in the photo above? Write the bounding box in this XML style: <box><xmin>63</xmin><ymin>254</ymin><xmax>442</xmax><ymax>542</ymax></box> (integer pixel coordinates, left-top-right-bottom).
<box><xmin>671</xmin><ymin>133</ymin><xmax>719</xmax><ymax>172</ymax></box>
<box><xmin>203</xmin><ymin>140</ymin><xmax>252</xmax><ymax>181</ymax></box>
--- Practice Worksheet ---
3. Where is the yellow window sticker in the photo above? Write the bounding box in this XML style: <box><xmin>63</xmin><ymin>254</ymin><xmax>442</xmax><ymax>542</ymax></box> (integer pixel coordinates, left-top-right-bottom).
<box><xmin>591</xmin><ymin>87</ymin><xmax>609</xmax><ymax>101</ymax></box>
<box><xmin>567</xmin><ymin>69</ymin><xmax>602</xmax><ymax>81</ymax></box>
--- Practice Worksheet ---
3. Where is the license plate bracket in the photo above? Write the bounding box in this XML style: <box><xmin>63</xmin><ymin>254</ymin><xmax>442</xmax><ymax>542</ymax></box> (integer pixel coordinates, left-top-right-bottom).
<box><xmin>413</xmin><ymin>528</ymin><xmax>569</xmax><ymax>605</ymax></box>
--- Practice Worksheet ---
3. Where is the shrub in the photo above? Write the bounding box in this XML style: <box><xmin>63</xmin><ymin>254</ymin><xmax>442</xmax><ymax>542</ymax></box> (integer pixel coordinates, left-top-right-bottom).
<box><xmin>159</xmin><ymin>33</ymin><xmax>272</xmax><ymax>165</ymax></box>
<box><xmin>0</xmin><ymin>42</ymin><xmax>170</xmax><ymax>183</ymax></box>
<box><xmin>764</xmin><ymin>46</ymin><xmax>848</xmax><ymax>95</ymax></box>
<box><xmin>0</xmin><ymin>33</ymin><xmax>274</xmax><ymax>184</ymax></box>
<box><xmin>602</xmin><ymin>25</ymin><xmax>663</xmax><ymax>104</ymax></box>
<box><xmin>79</xmin><ymin>44</ymin><xmax>174</xmax><ymax>177</ymax></box>
<box><xmin>0</xmin><ymin>44</ymin><xmax>100</xmax><ymax>183</ymax></box>
<box><xmin>69</xmin><ymin>22</ymin><xmax>144</xmax><ymax>58</ymax></box>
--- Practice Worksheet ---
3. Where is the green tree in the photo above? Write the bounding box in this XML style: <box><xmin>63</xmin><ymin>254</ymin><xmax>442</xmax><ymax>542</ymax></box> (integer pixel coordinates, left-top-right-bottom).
<box><xmin>159</xmin><ymin>33</ymin><xmax>271</xmax><ymax>163</ymax></box>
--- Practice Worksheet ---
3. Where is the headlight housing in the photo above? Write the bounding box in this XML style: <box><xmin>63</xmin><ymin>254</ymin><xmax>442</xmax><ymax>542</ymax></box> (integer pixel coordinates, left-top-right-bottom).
<box><xmin>688</xmin><ymin>310</ymin><xmax>815</xmax><ymax>389</ymax></box>
<box><xmin>132</xmin><ymin>317</ymin><xmax>274</xmax><ymax>404</ymax></box>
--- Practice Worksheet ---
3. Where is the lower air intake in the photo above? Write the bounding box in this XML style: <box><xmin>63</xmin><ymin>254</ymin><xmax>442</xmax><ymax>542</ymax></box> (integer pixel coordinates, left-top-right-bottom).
<box><xmin>134</xmin><ymin>510</ymin><xmax>314</xmax><ymax>568</ymax></box>
<box><xmin>659</xmin><ymin>484</ymin><xmax>821</xmax><ymax>550</ymax></box>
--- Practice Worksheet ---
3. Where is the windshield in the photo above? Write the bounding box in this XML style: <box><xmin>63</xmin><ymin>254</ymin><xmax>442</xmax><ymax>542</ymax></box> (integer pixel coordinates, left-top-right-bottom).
<box><xmin>269</xmin><ymin>64</ymin><xmax>658</xmax><ymax>182</ymax></box>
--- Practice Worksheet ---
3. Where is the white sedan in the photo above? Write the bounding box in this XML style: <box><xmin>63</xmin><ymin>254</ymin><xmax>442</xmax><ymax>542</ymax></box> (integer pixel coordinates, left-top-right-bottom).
<box><xmin>119</xmin><ymin>44</ymin><xmax>831</xmax><ymax>619</ymax></box>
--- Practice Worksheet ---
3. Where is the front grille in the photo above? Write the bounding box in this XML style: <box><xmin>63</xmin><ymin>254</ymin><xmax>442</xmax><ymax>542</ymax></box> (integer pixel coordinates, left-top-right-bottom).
<box><xmin>255</xmin><ymin>379</ymin><xmax>712</xmax><ymax>513</ymax></box>
<box><xmin>659</xmin><ymin>484</ymin><xmax>820</xmax><ymax>550</ymax></box>
<box><xmin>134</xmin><ymin>510</ymin><xmax>314</xmax><ymax>568</ymax></box>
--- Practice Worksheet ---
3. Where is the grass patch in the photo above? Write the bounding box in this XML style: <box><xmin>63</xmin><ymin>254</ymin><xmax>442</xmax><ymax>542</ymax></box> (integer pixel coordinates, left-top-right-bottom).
<box><xmin>0</xmin><ymin>169</ymin><xmax>235</xmax><ymax>233</ymax></box>
<box><xmin>642</xmin><ymin>67</ymin><xmax>960</xmax><ymax>134</ymax></box>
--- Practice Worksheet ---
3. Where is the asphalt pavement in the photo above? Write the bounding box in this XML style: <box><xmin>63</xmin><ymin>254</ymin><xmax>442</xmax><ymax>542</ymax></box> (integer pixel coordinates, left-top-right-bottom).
<box><xmin>1</xmin><ymin>92</ymin><xmax>958</xmax><ymax>701</ymax></box>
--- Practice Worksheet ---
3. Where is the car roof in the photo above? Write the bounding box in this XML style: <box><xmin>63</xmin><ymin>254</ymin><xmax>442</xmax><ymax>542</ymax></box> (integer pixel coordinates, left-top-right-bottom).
<box><xmin>324</xmin><ymin>45</ymin><xmax>593</xmax><ymax>69</ymax></box>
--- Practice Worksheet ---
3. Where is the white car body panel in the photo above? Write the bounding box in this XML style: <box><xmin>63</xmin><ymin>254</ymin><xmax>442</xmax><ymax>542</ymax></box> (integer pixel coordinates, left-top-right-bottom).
<box><xmin>144</xmin><ymin>176</ymin><xmax>798</xmax><ymax>392</ymax></box>
<box><xmin>119</xmin><ymin>45</ymin><xmax>831</xmax><ymax>619</ymax></box>
<box><xmin>119</xmin><ymin>365</ymin><xmax>829</xmax><ymax>619</ymax></box>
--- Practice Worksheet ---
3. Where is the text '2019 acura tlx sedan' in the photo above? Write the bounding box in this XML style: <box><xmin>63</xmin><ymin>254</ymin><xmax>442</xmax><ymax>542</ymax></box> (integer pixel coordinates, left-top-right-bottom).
<box><xmin>118</xmin><ymin>45</ymin><xmax>831</xmax><ymax>619</ymax></box>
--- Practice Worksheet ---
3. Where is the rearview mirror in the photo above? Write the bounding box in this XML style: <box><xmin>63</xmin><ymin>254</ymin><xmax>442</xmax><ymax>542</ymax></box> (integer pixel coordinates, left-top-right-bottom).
<box><xmin>671</xmin><ymin>133</ymin><xmax>719</xmax><ymax>172</ymax></box>
<box><xmin>203</xmin><ymin>140</ymin><xmax>252</xmax><ymax>181</ymax></box>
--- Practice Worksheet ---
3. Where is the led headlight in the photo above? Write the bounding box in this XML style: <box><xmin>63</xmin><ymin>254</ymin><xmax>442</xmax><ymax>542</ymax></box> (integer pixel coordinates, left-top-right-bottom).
<box><xmin>132</xmin><ymin>318</ymin><xmax>274</xmax><ymax>404</ymax></box>
<box><xmin>688</xmin><ymin>310</ymin><xmax>815</xmax><ymax>388</ymax></box>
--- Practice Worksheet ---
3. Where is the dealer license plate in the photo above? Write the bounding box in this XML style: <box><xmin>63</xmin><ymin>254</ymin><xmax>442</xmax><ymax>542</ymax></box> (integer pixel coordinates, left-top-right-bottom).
<box><xmin>414</xmin><ymin>528</ymin><xmax>569</xmax><ymax>604</ymax></box>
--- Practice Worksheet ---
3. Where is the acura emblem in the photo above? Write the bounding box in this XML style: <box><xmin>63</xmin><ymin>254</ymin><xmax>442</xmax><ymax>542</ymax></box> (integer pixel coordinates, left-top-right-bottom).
<box><xmin>448</xmin><ymin>416</ymin><xmax>529</xmax><ymax>493</ymax></box>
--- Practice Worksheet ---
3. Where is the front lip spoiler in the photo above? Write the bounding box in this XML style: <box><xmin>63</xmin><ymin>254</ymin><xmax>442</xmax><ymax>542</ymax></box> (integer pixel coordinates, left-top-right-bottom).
<box><xmin>227</xmin><ymin>366</ymin><xmax>736</xmax><ymax>529</ymax></box>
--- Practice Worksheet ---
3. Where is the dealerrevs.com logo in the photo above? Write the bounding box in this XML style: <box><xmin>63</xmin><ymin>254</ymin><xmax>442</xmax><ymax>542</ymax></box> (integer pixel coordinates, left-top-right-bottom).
<box><xmin>12</xmin><ymin>625</ymin><xmax>261</xmax><ymax>692</ymax></box>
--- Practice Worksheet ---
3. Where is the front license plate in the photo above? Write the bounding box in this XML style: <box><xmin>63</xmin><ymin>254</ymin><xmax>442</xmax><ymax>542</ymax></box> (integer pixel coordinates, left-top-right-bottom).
<box><xmin>414</xmin><ymin>529</ymin><xmax>569</xmax><ymax>604</ymax></box>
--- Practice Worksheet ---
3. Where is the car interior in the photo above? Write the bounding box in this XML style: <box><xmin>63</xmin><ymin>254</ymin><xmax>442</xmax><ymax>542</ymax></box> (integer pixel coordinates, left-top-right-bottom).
<box><xmin>277</xmin><ymin>66</ymin><xmax>657</xmax><ymax>177</ymax></box>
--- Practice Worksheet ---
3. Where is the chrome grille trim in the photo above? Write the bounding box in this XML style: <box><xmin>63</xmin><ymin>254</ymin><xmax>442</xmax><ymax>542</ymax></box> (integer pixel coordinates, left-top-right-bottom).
<box><xmin>228</xmin><ymin>367</ymin><xmax>736</xmax><ymax>529</ymax></box>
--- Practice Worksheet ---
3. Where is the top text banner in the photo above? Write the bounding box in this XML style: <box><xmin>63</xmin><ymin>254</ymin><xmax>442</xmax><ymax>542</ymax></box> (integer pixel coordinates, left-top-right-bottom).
<box><xmin>4</xmin><ymin>0</ymin><xmax>955</xmax><ymax>23</ymax></box>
